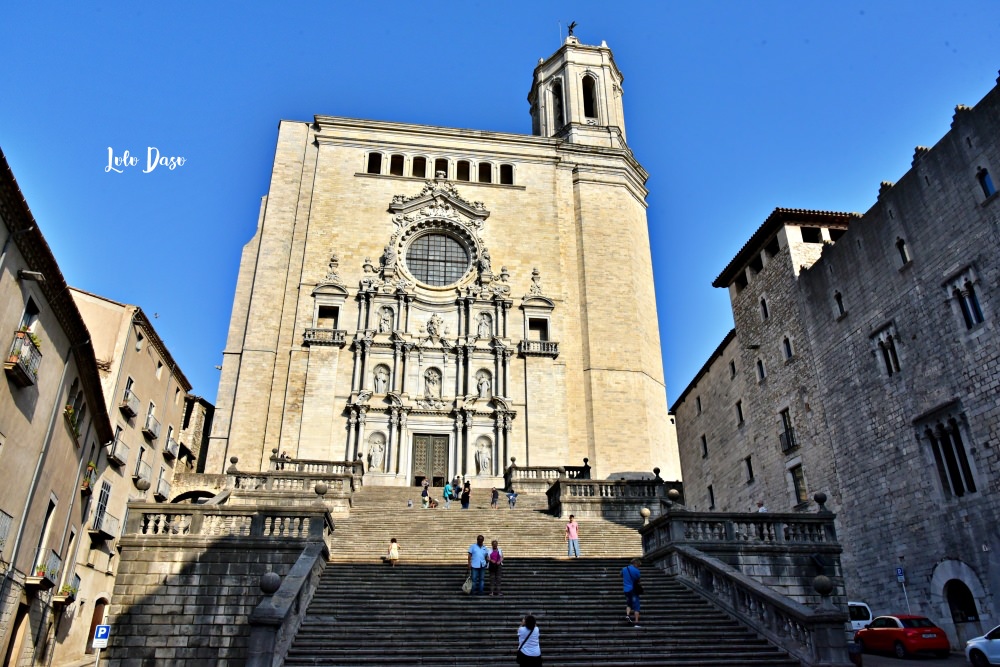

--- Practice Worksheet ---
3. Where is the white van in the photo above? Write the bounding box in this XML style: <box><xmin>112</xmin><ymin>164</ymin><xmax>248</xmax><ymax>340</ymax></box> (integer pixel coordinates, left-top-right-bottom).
<box><xmin>849</xmin><ymin>601</ymin><xmax>873</xmax><ymax>633</ymax></box>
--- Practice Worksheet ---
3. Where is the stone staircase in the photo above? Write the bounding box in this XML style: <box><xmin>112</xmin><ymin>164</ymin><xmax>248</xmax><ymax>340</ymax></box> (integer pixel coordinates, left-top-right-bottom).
<box><xmin>285</xmin><ymin>486</ymin><xmax>800</xmax><ymax>666</ymax></box>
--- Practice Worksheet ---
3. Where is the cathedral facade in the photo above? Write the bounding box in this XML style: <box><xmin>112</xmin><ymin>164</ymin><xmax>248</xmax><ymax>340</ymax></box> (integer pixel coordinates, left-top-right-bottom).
<box><xmin>206</xmin><ymin>36</ymin><xmax>678</xmax><ymax>485</ymax></box>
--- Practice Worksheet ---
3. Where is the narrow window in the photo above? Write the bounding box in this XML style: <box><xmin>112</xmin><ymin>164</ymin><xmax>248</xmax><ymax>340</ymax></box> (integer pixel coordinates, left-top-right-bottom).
<box><xmin>729</xmin><ymin>360</ymin><xmax>736</xmax><ymax>379</ymax></box>
<box><xmin>499</xmin><ymin>164</ymin><xmax>514</xmax><ymax>185</ymax></box>
<box><xmin>926</xmin><ymin>418</ymin><xmax>977</xmax><ymax>497</ymax></box>
<box><xmin>745</xmin><ymin>455</ymin><xmax>755</xmax><ymax>483</ymax></box>
<box><xmin>760</xmin><ymin>297</ymin><xmax>769</xmax><ymax>320</ymax></box>
<box><xmin>695</xmin><ymin>396</ymin><xmax>702</xmax><ymax>414</ymax></box>
<box><xmin>700</xmin><ymin>435</ymin><xmax>708</xmax><ymax>458</ymax></box>
<box><xmin>18</xmin><ymin>298</ymin><xmax>40</xmax><ymax>331</ymax></box>
<box><xmin>94</xmin><ymin>481</ymin><xmax>112</xmax><ymax>531</ymax></box>
<box><xmin>412</xmin><ymin>156</ymin><xmax>427</xmax><ymax>179</ymax></box>
<box><xmin>34</xmin><ymin>498</ymin><xmax>57</xmax><ymax>570</ymax></box>
<box><xmin>779</xmin><ymin>408</ymin><xmax>795</xmax><ymax>452</ymax></box>
<box><xmin>782</xmin><ymin>337</ymin><xmax>793</xmax><ymax>360</ymax></box>
<box><xmin>434</xmin><ymin>158</ymin><xmax>448</xmax><ymax>178</ymax></box>
<box><xmin>878</xmin><ymin>335</ymin><xmax>901</xmax><ymax>375</ymax></box>
<box><xmin>735</xmin><ymin>400</ymin><xmax>744</xmax><ymax>426</ymax></box>
<box><xmin>978</xmin><ymin>168</ymin><xmax>996</xmax><ymax>197</ymax></box>
<box><xmin>790</xmin><ymin>464</ymin><xmax>809</xmax><ymax>504</ymax></box>
<box><xmin>456</xmin><ymin>160</ymin><xmax>471</xmax><ymax>182</ymax></box>
<box><xmin>582</xmin><ymin>75</ymin><xmax>597</xmax><ymax>118</ymax></box>
<box><xmin>366</xmin><ymin>152</ymin><xmax>382</xmax><ymax>175</ymax></box>
<box><xmin>748</xmin><ymin>255</ymin><xmax>763</xmax><ymax>275</ymax></box>
<box><xmin>756</xmin><ymin>359</ymin><xmax>766</xmax><ymax>382</ymax></box>
<box><xmin>156</xmin><ymin>360</ymin><xmax>163</xmax><ymax>380</ymax></box>
<box><xmin>896</xmin><ymin>238</ymin><xmax>910</xmax><ymax>265</ymax></box>
<box><xmin>135</xmin><ymin>331</ymin><xmax>145</xmax><ymax>352</ymax></box>
<box><xmin>834</xmin><ymin>291</ymin><xmax>845</xmax><ymax>317</ymax></box>
<box><xmin>478</xmin><ymin>162</ymin><xmax>492</xmax><ymax>183</ymax></box>
<box><xmin>389</xmin><ymin>154</ymin><xmax>404</xmax><ymax>176</ymax></box>
<box><xmin>955</xmin><ymin>281</ymin><xmax>985</xmax><ymax>329</ymax></box>
<box><xmin>734</xmin><ymin>270</ymin><xmax>748</xmax><ymax>292</ymax></box>
<box><xmin>707</xmin><ymin>484</ymin><xmax>716</xmax><ymax>510</ymax></box>
<box><xmin>551</xmin><ymin>80</ymin><xmax>565</xmax><ymax>128</ymax></box>
<box><xmin>527</xmin><ymin>318</ymin><xmax>549</xmax><ymax>341</ymax></box>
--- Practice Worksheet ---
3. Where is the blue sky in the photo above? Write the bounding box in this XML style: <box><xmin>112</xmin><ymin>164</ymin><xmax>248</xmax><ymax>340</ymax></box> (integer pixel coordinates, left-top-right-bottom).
<box><xmin>1</xmin><ymin>2</ymin><xmax>998</xmax><ymax>405</ymax></box>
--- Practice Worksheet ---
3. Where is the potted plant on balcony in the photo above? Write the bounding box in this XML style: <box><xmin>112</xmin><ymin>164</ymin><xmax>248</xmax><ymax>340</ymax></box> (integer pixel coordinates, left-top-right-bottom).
<box><xmin>17</xmin><ymin>326</ymin><xmax>41</xmax><ymax>350</ymax></box>
<box><xmin>34</xmin><ymin>563</ymin><xmax>50</xmax><ymax>578</ymax></box>
<box><xmin>81</xmin><ymin>462</ymin><xmax>97</xmax><ymax>493</ymax></box>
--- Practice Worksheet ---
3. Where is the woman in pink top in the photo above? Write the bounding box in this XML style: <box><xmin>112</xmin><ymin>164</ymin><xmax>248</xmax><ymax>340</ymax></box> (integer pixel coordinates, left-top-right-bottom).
<box><xmin>565</xmin><ymin>515</ymin><xmax>580</xmax><ymax>558</ymax></box>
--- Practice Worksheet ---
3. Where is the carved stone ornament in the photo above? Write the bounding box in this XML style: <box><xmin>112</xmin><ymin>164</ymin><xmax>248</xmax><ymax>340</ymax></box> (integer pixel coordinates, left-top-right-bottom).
<box><xmin>321</xmin><ymin>253</ymin><xmax>345</xmax><ymax>286</ymax></box>
<box><xmin>529</xmin><ymin>267</ymin><xmax>544</xmax><ymax>296</ymax></box>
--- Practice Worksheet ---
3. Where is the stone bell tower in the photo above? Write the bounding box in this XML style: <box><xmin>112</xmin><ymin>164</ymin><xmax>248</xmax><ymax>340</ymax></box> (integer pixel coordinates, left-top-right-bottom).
<box><xmin>528</xmin><ymin>34</ymin><xmax>628</xmax><ymax>148</ymax></box>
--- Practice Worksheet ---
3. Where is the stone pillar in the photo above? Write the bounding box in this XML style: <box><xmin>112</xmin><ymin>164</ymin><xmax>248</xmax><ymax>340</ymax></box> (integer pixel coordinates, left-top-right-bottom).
<box><xmin>387</xmin><ymin>409</ymin><xmax>399</xmax><ymax>474</ymax></box>
<box><xmin>455</xmin><ymin>346</ymin><xmax>465</xmax><ymax>397</ymax></box>
<box><xmin>346</xmin><ymin>408</ymin><xmax>358</xmax><ymax>460</ymax></box>
<box><xmin>356</xmin><ymin>407</ymin><xmax>368</xmax><ymax>459</ymax></box>
<box><xmin>398</xmin><ymin>411</ymin><xmax>410</xmax><ymax>480</ymax></box>
<box><xmin>359</xmin><ymin>337</ymin><xmax>372</xmax><ymax>390</ymax></box>
<box><xmin>454</xmin><ymin>413</ymin><xmax>464</xmax><ymax>479</ymax></box>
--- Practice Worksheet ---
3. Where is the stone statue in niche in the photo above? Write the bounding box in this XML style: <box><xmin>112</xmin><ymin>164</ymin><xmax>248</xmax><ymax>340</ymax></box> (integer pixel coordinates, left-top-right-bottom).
<box><xmin>476</xmin><ymin>439</ymin><xmax>492</xmax><ymax>475</ymax></box>
<box><xmin>476</xmin><ymin>371</ymin><xmax>492</xmax><ymax>399</ymax></box>
<box><xmin>373</xmin><ymin>366</ymin><xmax>389</xmax><ymax>394</ymax></box>
<box><xmin>377</xmin><ymin>306</ymin><xmax>394</xmax><ymax>333</ymax></box>
<box><xmin>477</xmin><ymin>312</ymin><xmax>492</xmax><ymax>339</ymax></box>
<box><xmin>368</xmin><ymin>435</ymin><xmax>386</xmax><ymax>472</ymax></box>
<box><xmin>424</xmin><ymin>368</ymin><xmax>441</xmax><ymax>399</ymax></box>
<box><xmin>426</xmin><ymin>314</ymin><xmax>444</xmax><ymax>338</ymax></box>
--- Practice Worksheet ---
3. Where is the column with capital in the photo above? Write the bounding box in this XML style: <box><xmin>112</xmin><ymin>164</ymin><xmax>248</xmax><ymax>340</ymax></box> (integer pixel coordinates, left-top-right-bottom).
<box><xmin>501</xmin><ymin>347</ymin><xmax>512</xmax><ymax>398</ymax></box>
<box><xmin>346</xmin><ymin>408</ymin><xmax>358</xmax><ymax>460</ymax></box>
<box><xmin>454</xmin><ymin>413</ymin><xmax>464</xmax><ymax>479</ymax></box>
<box><xmin>387</xmin><ymin>408</ymin><xmax>399</xmax><ymax>475</ymax></box>
<box><xmin>356</xmin><ymin>407</ymin><xmax>368</xmax><ymax>462</ymax></box>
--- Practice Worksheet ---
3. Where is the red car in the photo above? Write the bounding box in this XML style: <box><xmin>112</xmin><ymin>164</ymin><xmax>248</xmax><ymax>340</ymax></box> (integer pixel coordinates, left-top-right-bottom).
<box><xmin>854</xmin><ymin>614</ymin><xmax>951</xmax><ymax>658</ymax></box>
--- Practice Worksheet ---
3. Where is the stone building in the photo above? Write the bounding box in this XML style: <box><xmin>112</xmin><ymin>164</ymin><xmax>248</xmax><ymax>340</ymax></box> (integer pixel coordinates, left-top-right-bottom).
<box><xmin>0</xmin><ymin>149</ymin><xmax>114</xmax><ymax>666</ymax></box>
<box><xmin>207</xmin><ymin>35</ymin><xmax>679</xmax><ymax>484</ymax></box>
<box><xmin>672</xmin><ymin>74</ymin><xmax>1000</xmax><ymax>646</ymax></box>
<box><xmin>48</xmin><ymin>289</ymin><xmax>194</xmax><ymax>663</ymax></box>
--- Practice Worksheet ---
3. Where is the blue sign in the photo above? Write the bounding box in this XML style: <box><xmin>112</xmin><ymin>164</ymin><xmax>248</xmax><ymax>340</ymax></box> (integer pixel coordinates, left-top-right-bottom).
<box><xmin>93</xmin><ymin>624</ymin><xmax>111</xmax><ymax>649</ymax></box>
<box><xmin>895</xmin><ymin>567</ymin><xmax>906</xmax><ymax>583</ymax></box>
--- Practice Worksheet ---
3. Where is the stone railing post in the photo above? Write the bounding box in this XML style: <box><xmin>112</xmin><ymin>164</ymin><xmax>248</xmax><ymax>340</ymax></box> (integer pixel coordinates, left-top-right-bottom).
<box><xmin>246</xmin><ymin>572</ymin><xmax>282</xmax><ymax>667</ymax></box>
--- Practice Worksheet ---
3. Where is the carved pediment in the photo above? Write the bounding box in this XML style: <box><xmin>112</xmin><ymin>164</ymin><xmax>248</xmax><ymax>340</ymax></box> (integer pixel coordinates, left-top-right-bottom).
<box><xmin>312</xmin><ymin>283</ymin><xmax>350</xmax><ymax>298</ymax></box>
<box><xmin>390</xmin><ymin>179</ymin><xmax>490</xmax><ymax>227</ymax></box>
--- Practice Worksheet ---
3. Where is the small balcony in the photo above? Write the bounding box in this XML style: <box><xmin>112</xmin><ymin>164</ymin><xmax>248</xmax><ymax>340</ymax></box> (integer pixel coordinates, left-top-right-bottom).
<box><xmin>80</xmin><ymin>465</ymin><xmax>98</xmax><ymax>495</ymax></box>
<box><xmin>52</xmin><ymin>573</ymin><xmax>81</xmax><ymax>608</ymax></box>
<box><xmin>519</xmin><ymin>339</ymin><xmax>559</xmax><ymax>358</ymax></box>
<box><xmin>119</xmin><ymin>388</ymin><xmax>140</xmax><ymax>418</ymax></box>
<box><xmin>4</xmin><ymin>330</ymin><xmax>42</xmax><ymax>387</ymax></box>
<box><xmin>88</xmin><ymin>510</ymin><xmax>119</xmax><ymax>543</ymax></box>
<box><xmin>24</xmin><ymin>550</ymin><xmax>61</xmax><ymax>593</ymax></box>
<box><xmin>133</xmin><ymin>460</ymin><xmax>152</xmax><ymax>487</ymax></box>
<box><xmin>142</xmin><ymin>413</ymin><xmax>160</xmax><ymax>440</ymax></box>
<box><xmin>163</xmin><ymin>436</ymin><xmax>179</xmax><ymax>460</ymax></box>
<box><xmin>107</xmin><ymin>435</ymin><xmax>129</xmax><ymax>466</ymax></box>
<box><xmin>303</xmin><ymin>328</ymin><xmax>347</xmax><ymax>347</ymax></box>
<box><xmin>779</xmin><ymin>429</ymin><xmax>797</xmax><ymax>453</ymax></box>
<box><xmin>154</xmin><ymin>477</ymin><xmax>171</xmax><ymax>501</ymax></box>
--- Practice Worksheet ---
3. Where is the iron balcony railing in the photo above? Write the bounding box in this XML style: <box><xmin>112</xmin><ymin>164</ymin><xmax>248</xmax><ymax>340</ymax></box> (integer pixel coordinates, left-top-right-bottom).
<box><xmin>119</xmin><ymin>388</ymin><xmax>140</xmax><ymax>417</ymax></box>
<box><xmin>518</xmin><ymin>340</ymin><xmax>559</xmax><ymax>357</ymax></box>
<box><xmin>142</xmin><ymin>413</ymin><xmax>161</xmax><ymax>440</ymax></box>
<box><xmin>154</xmin><ymin>477</ymin><xmax>171</xmax><ymax>500</ymax></box>
<box><xmin>164</xmin><ymin>436</ymin><xmax>179</xmax><ymax>459</ymax></box>
<box><xmin>5</xmin><ymin>330</ymin><xmax>42</xmax><ymax>387</ymax></box>
<box><xmin>779</xmin><ymin>428</ymin><xmax>797</xmax><ymax>453</ymax></box>
<box><xmin>36</xmin><ymin>549</ymin><xmax>62</xmax><ymax>584</ymax></box>
<box><xmin>91</xmin><ymin>510</ymin><xmax>120</xmax><ymax>539</ymax></box>
<box><xmin>107</xmin><ymin>435</ymin><xmax>129</xmax><ymax>467</ymax></box>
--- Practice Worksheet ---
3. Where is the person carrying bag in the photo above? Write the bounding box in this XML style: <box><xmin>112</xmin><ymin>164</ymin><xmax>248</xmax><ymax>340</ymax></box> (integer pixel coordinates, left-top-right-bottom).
<box><xmin>516</xmin><ymin>614</ymin><xmax>542</xmax><ymax>666</ymax></box>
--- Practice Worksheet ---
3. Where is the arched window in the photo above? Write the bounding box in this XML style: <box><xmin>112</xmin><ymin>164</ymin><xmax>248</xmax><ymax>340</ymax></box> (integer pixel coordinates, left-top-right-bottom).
<box><xmin>834</xmin><ymin>291</ymin><xmax>845</xmax><ymax>317</ymax></box>
<box><xmin>782</xmin><ymin>337</ymin><xmax>793</xmax><ymax>359</ymax></box>
<box><xmin>389</xmin><ymin>154</ymin><xmax>404</xmax><ymax>176</ymax></box>
<box><xmin>456</xmin><ymin>160</ymin><xmax>471</xmax><ymax>181</ymax></box>
<box><xmin>434</xmin><ymin>158</ymin><xmax>449</xmax><ymax>178</ymax></box>
<box><xmin>499</xmin><ymin>164</ymin><xmax>514</xmax><ymax>185</ymax></box>
<box><xmin>896</xmin><ymin>237</ymin><xmax>910</xmax><ymax>265</ymax></box>
<box><xmin>583</xmin><ymin>75</ymin><xmax>597</xmax><ymax>119</ymax></box>
<box><xmin>977</xmin><ymin>168</ymin><xmax>996</xmax><ymax>197</ymax></box>
<box><xmin>551</xmin><ymin>80</ymin><xmax>565</xmax><ymax>128</ymax></box>
<box><xmin>478</xmin><ymin>162</ymin><xmax>492</xmax><ymax>183</ymax></box>
<box><xmin>366</xmin><ymin>152</ymin><xmax>382</xmax><ymax>175</ymax></box>
<box><xmin>412</xmin><ymin>156</ymin><xmax>427</xmax><ymax>179</ymax></box>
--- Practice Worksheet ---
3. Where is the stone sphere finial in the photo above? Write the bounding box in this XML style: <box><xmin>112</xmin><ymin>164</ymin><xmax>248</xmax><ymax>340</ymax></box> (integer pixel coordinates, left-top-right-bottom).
<box><xmin>227</xmin><ymin>455</ymin><xmax>239</xmax><ymax>473</ymax></box>
<box><xmin>314</xmin><ymin>482</ymin><xmax>328</xmax><ymax>497</ymax></box>
<box><xmin>510</xmin><ymin>457</ymin><xmax>516</xmax><ymax>465</ymax></box>
<box><xmin>260</xmin><ymin>571</ymin><xmax>281</xmax><ymax>596</ymax></box>
<box><xmin>667</xmin><ymin>488</ymin><xmax>681</xmax><ymax>502</ymax></box>
<box><xmin>583</xmin><ymin>458</ymin><xmax>589</xmax><ymax>464</ymax></box>
<box><xmin>812</xmin><ymin>574</ymin><xmax>833</xmax><ymax>597</ymax></box>
<box><xmin>640</xmin><ymin>507</ymin><xmax>651</xmax><ymax>525</ymax></box>
<box><xmin>136</xmin><ymin>478</ymin><xmax>150</xmax><ymax>492</ymax></box>
<box><xmin>653</xmin><ymin>467</ymin><xmax>661</xmax><ymax>476</ymax></box>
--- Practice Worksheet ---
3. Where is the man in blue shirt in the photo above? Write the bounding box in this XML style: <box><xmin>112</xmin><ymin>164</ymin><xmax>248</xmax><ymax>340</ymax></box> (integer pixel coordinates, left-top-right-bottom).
<box><xmin>622</xmin><ymin>558</ymin><xmax>643</xmax><ymax>627</ymax></box>
<box><xmin>443</xmin><ymin>481</ymin><xmax>454</xmax><ymax>509</ymax></box>
<box><xmin>468</xmin><ymin>534</ymin><xmax>489</xmax><ymax>595</ymax></box>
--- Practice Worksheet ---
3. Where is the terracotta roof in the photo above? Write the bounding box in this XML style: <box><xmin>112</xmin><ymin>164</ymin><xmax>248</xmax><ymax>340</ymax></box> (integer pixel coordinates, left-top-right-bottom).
<box><xmin>0</xmin><ymin>147</ymin><xmax>114</xmax><ymax>444</ymax></box>
<box><xmin>713</xmin><ymin>207</ymin><xmax>858</xmax><ymax>288</ymax></box>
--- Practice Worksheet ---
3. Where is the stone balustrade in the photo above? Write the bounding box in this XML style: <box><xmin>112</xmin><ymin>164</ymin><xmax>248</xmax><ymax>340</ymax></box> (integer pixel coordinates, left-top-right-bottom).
<box><xmin>547</xmin><ymin>479</ymin><xmax>675</xmax><ymax>526</ymax></box>
<box><xmin>665</xmin><ymin>545</ymin><xmax>851</xmax><ymax>667</ymax></box>
<box><xmin>123</xmin><ymin>503</ymin><xmax>334</xmax><ymax>542</ymax></box>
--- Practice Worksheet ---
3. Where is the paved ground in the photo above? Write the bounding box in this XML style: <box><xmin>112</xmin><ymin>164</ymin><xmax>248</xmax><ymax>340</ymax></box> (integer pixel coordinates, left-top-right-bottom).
<box><xmin>862</xmin><ymin>650</ymin><xmax>967</xmax><ymax>666</ymax></box>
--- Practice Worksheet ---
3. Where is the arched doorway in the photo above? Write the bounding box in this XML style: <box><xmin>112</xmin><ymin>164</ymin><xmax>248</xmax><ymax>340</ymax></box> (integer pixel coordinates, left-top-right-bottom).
<box><xmin>85</xmin><ymin>598</ymin><xmax>108</xmax><ymax>654</ymax></box>
<box><xmin>3</xmin><ymin>603</ymin><xmax>30</xmax><ymax>666</ymax></box>
<box><xmin>946</xmin><ymin>579</ymin><xmax>981</xmax><ymax>645</ymax></box>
